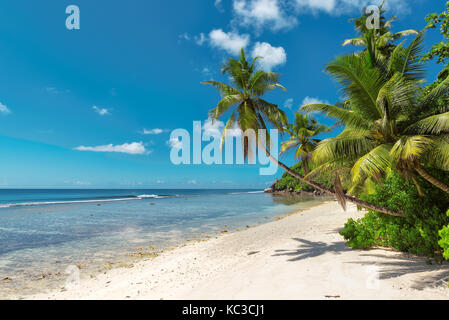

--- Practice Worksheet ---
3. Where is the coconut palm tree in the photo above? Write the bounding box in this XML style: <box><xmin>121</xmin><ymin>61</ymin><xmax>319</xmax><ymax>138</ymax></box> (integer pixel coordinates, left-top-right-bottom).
<box><xmin>201</xmin><ymin>48</ymin><xmax>288</xmax><ymax>159</ymax></box>
<box><xmin>343</xmin><ymin>1</ymin><xmax>418</xmax><ymax>66</ymax></box>
<box><xmin>203</xmin><ymin>49</ymin><xmax>403</xmax><ymax>217</ymax></box>
<box><xmin>302</xmin><ymin>44</ymin><xmax>449</xmax><ymax>197</ymax></box>
<box><xmin>280</xmin><ymin>113</ymin><xmax>330</xmax><ymax>175</ymax></box>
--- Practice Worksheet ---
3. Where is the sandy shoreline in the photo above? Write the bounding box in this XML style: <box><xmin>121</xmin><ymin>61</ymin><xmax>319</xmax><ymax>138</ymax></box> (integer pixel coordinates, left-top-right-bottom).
<box><xmin>26</xmin><ymin>201</ymin><xmax>449</xmax><ymax>300</ymax></box>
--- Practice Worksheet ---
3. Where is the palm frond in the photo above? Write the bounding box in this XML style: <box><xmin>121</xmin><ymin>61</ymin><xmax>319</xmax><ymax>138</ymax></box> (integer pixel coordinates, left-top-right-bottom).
<box><xmin>405</xmin><ymin>112</ymin><xmax>449</xmax><ymax>135</ymax></box>
<box><xmin>258</xmin><ymin>99</ymin><xmax>288</xmax><ymax>132</ymax></box>
<box><xmin>351</xmin><ymin>144</ymin><xmax>392</xmax><ymax>184</ymax></box>
<box><xmin>201</xmin><ymin>81</ymin><xmax>241</xmax><ymax>96</ymax></box>
<box><xmin>419</xmin><ymin>76</ymin><xmax>449</xmax><ymax>114</ymax></box>
<box><xmin>430</xmin><ymin>135</ymin><xmax>449</xmax><ymax>170</ymax></box>
<box><xmin>280</xmin><ymin>139</ymin><xmax>300</xmax><ymax>155</ymax></box>
<box><xmin>301</xmin><ymin>103</ymin><xmax>373</xmax><ymax>130</ymax></box>
<box><xmin>390</xmin><ymin>135</ymin><xmax>434</xmax><ymax>162</ymax></box>
<box><xmin>399</xmin><ymin>30</ymin><xmax>426</xmax><ymax>80</ymax></box>
<box><xmin>313</xmin><ymin>135</ymin><xmax>374</xmax><ymax>164</ymax></box>
<box><xmin>342</xmin><ymin>38</ymin><xmax>366</xmax><ymax>47</ymax></box>
<box><xmin>209</xmin><ymin>94</ymin><xmax>243</xmax><ymax>119</ymax></box>
<box><xmin>325</xmin><ymin>54</ymin><xmax>384</xmax><ymax>119</ymax></box>
<box><xmin>392</xmin><ymin>29</ymin><xmax>418</xmax><ymax>39</ymax></box>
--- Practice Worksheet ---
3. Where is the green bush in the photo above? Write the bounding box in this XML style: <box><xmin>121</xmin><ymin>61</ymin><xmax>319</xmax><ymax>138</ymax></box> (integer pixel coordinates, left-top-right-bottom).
<box><xmin>340</xmin><ymin>171</ymin><xmax>449</xmax><ymax>258</ymax></box>
<box><xmin>439</xmin><ymin>210</ymin><xmax>449</xmax><ymax>259</ymax></box>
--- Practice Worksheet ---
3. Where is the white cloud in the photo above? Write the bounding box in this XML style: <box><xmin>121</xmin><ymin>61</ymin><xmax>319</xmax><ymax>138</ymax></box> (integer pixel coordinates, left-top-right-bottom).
<box><xmin>294</xmin><ymin>0</ymin><xmax>409</xmax><ymax>15</ymax></box>
<box><xmin>179</xmin><ymin>33</ymin><xmax>191</xmax><ymax>41</ymax></box>
<box><xmin>295</xmin><ymin>0</ymin><xmax>336</xmax><ymax>12</ymax></box>
<box><xmin>142</xmin><ymin>128</ymin><xmax>164</xmax><ymax>135</ymax></box>
<box><xmin>252</xmin><ymin>42</ymin><xmax>287</xmax><ymax>71</ymax></box>
<box><xmin>203</xmin><ymin>118</ymin><xmax>242</xmax><ymax>139</ymax></box>
<box><xmin>211</xmin><ymin>0</ymin><xmax>408</xmax><ymax>38</ymax></box>
<box><xmin>46</xmin><ymin>87</ymin><xmax>58</xmax><ymax>93</ymax></box>
<box><xmin>214</xmin><ymin>0</ymin><xmax>224</xmax><ymax>11</ymax></box>
<box><xmin>168</xmin><ymin>137</ymin><xmax>183</xmax><ymax>149</ymax></box>
<box><xmin>202</xmin><ymin>67</ymin><xmax>211</xmax><ymax>76</ymax></box>
<box><xmin>203</xmin><ymin>118</ymin><xmax>224</xmax><ymax>138</ymax></box>
<box><xmin>301</xmin><ymin>96</ymin><xmax>329</xmax><ymax>107</ymax></box>
<box><xmin>187</xmin><ymin>180</ymin><xmax>197</xmax><ymax>185</ymax></box>
<box><xmin>45</xmin><ymin>87</ymin><xmax>70</xmax><ymax>94</ymax></box>
<box><xmin>195</xmin><ymin>33</ymin><xmax>206</xmax><ymax>45</ymax></box>
<box><xmin>92</xmin><ymin>106</ymin><xmax>110</xmax><ymax>116</ymax></box>
<box><xmin>0</xmin><ymin>102</ymin><xmax>11</xmax><ymax>115</ymax></box>
<box><xmin>74</xmin><ymin>142</ymin><xmax>148</xmax><ymax>155</ymax></box>
<box><xmin>209</xmin><ymin>29</ymin><xmax>250</xmax><ymax>55</ymax></box>
<box><xmin>233</xmin><ymin>0</ymin><xmax>298</xmax><ymax>32</ymax></box>
<box><xmin>284</xmin><ymin>98</ymin><xmax>294</xmax><ymax>109</ymax></box>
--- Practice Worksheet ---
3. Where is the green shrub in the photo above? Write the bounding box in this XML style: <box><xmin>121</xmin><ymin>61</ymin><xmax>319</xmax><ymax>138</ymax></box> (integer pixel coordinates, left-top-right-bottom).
<box><xmin>340</xmin><ymin>171</ymin><xmax>449</xmax><ymax>258</ymax></box>
<box><xmin>439</xmin><ymin>210</ymin><xmax>449</xmax><ymax>259</ymax></box>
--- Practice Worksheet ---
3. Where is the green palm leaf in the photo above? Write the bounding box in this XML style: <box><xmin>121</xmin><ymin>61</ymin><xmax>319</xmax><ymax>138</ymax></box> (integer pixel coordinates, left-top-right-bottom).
<box><xmin>390</xmin><ymin>135</ymin><xmax>434</xmax><ymax>162</ymax></box>
<box><xmin>406</xmin><ymin>112</ymin><xmax>449</xmax><ymax>135</ymax></box>
<box><xmin>351</xmin><ymin>144</ymin><xmax>392</xmax><ymax>184</ymax></box>
<box><xmin>301</xmin><ymin>103</ymin><xmax>373</xmax><ymax>130</ymax></box>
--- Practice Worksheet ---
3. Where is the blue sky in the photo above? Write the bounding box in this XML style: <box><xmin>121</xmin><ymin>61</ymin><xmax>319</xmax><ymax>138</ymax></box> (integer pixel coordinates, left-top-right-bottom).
<box><xmin>0</xmin><ymin>0</ymin><xmax>446</xmax><ymax>189</ymax></box>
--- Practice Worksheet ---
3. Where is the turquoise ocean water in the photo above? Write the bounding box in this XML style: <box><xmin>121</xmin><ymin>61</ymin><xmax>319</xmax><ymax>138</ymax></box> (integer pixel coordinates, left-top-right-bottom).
<box><xmin>0</xmin><ymin>189</ymin><xmax>329</xmax><ymax>298</ymax></box>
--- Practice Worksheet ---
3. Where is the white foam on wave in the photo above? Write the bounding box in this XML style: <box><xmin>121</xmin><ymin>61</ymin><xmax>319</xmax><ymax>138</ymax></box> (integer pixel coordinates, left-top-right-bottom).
<box><xmin>0</xmin><ymin>197</ymin><xmax>149</xmax><ymax>208</ymax></box>
<box><xmin>227</xmin><ymin>190</ymin><xmax>264</xmax><ymax>195</ymax></box>
<box><xmin>137</xmin><ymin>194</ymin><xmax>167</xmax><ymax>199</ymax></box>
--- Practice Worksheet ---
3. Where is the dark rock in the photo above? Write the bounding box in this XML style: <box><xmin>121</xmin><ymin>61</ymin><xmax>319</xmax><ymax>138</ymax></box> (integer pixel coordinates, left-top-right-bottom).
<box><xmin>264</xmin><ymin>179</ymin><xmax>278</xmax><ymax>193</ymax></box>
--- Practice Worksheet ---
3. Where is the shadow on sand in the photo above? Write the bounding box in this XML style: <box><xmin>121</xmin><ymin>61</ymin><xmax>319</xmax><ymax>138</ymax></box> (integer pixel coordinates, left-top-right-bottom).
<box><xmin>273</xmin><ymin>238</ymin><xmax>449</xmax><ymax>290</ymax></box>
<box><xmin>273</xmin><ymin>238</ymin><xmax>351</xmax><ymax>261</ymax></box>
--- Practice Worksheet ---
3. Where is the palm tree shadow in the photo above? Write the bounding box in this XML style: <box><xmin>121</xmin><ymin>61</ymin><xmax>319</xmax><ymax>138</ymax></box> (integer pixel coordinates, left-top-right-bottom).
<box><xmin>273</xmin><ymin>238</ymin><xmax>449</xmax><ymax>290</ymax></box>
<box><xmin>273</xmin><ymin>238</ymin><xmax>351</xmax><ymax>262</ymax></box>
<box><xmin>347</xmin><ymin>253</ymin><xmax>449</xmax><ymax>290</ymax></box>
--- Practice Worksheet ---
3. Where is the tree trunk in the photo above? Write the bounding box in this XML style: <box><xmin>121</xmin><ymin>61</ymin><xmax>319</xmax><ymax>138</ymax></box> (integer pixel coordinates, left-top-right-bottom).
<box><xmin>262</xmin><ymin>146</ymin><xmax>403</xmax><ymax>217</ymax></box>
<box><xmin>302</xmin><ymin>155</ymin><xmax>310</xmax><ymax>175</ymax></box>
<box><xmin>415</xmin><ymin>164</ymin><xmax>449</xmax><ymax>195</ymax></box>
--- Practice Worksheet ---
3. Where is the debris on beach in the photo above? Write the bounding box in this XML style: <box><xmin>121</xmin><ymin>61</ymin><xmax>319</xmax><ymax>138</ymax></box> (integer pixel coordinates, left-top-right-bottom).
<box><xmin>2</xmin><ymin>277</ymin><xmax>12</xmax><ymax>282</ymax></box>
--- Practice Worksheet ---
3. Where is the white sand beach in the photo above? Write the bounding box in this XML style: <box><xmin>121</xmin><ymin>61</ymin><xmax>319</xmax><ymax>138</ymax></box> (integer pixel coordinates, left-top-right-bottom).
<box><xmin>27</xmin><ymin>201</ymin><xmax>449</xmax><ymax>300</ymax></box>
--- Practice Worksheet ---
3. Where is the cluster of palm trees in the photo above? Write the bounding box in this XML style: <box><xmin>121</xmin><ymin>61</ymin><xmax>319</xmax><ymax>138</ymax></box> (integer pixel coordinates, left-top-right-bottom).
<box><xmin>202</xmin><ymin>7</ymin><xmax>449</xmax><ymax>218</ymax></box>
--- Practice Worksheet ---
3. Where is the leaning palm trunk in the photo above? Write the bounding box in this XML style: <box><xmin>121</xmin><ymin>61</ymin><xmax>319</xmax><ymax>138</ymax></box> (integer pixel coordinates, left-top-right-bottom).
<box><xmin>415</xmin><ymin>164</ymin><xmax>449</xmax><ymax>195</ymax></box>
<box><xmin>261</xmin><ymin>145</ymin><xmax>403</xmax><ymax>217</ymax></box>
